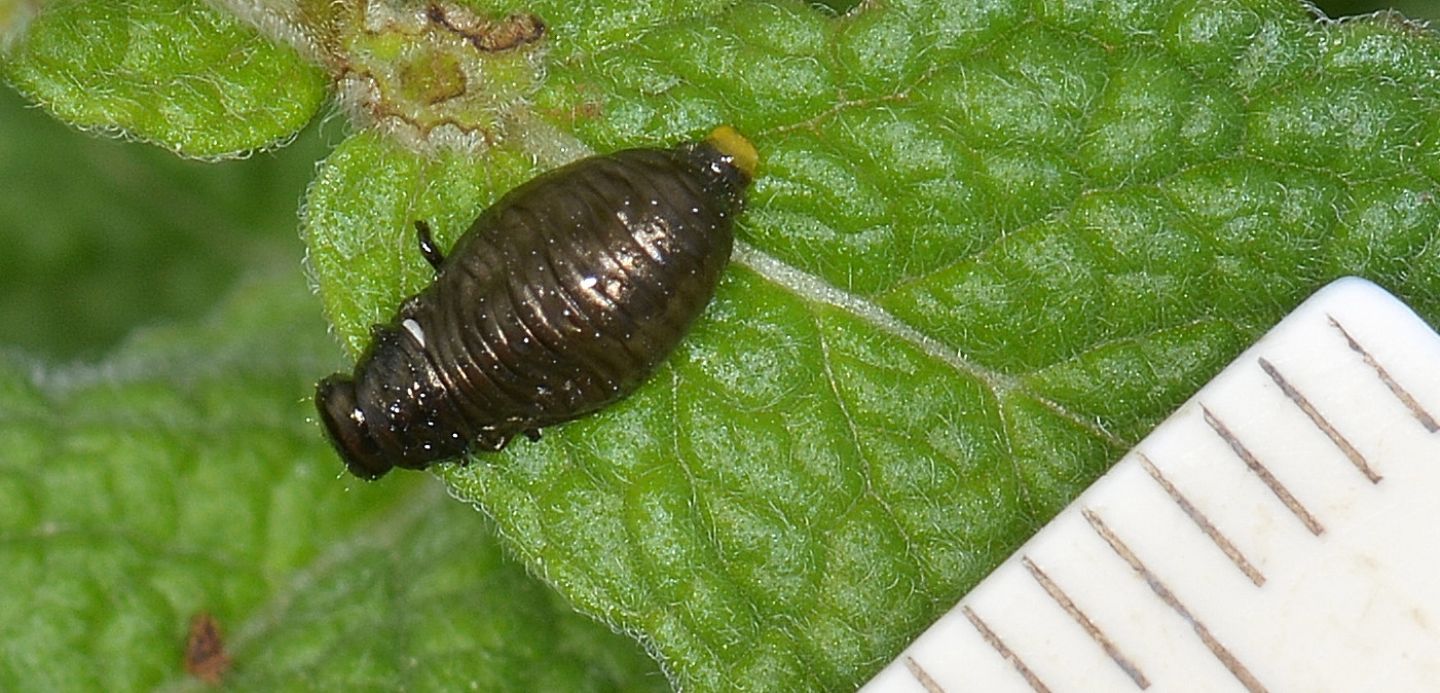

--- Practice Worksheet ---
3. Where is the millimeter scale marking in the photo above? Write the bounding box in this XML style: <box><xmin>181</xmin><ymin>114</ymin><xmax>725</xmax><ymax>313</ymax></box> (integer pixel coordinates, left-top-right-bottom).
<box><xmin>862</xmin><ymin>278</ymin><xmax>1440</xmax><ymax>692</ymax></box>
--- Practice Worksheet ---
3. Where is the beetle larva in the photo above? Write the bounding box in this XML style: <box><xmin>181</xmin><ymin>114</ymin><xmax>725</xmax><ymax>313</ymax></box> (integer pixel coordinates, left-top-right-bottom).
<box><xmin>316</xmin><ymin>126</ymin><xmax>757</xmax><ymax>479</ymax></box>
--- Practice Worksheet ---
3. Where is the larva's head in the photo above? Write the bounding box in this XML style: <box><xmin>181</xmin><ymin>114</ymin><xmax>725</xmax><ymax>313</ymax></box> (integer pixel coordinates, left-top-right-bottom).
<box><xmin>315</xmin><ymin>375</ymin><xmax>394</xmax><ymax>480</ymax></box>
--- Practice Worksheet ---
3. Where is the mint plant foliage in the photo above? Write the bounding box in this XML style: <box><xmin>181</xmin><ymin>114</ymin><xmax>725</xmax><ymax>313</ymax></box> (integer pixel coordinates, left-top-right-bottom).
<box><xmin>1</xmin><ymin>0</ymin><xmax>326</xmax><ymax>158</ymax></box>
<box><xmin>6</xmin><ymin>0</ymin><xmax>1440</xmax><ymax>690</ymax></box>
<box><xmin>0</xmin><ymin>272</ymin><xmax>665</xmax><ymax>691</ymax></box>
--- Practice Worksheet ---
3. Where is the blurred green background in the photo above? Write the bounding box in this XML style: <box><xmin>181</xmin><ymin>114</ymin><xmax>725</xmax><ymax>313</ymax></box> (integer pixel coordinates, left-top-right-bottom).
<box><xmin>0</xmin><ymin>85</ymin><xmax>339</xmax><ymax>360</ymax></box>
<box><xmin>0</xmin><ymin>0</ymin><xmax>1434</xmax><ymax>362</ymax></box>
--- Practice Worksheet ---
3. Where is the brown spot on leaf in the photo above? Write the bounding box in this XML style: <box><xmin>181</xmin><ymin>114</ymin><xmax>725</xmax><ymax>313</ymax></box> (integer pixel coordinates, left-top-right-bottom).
<box><xmin>316</xmin><ymin>2</ymin><xmax>551</xmax><ymax>152</ymax></box>
<box><xmin>426</xmin><ymin>6</ymin><xmax>546</xmax><ymax>53</ymax></box>
<box><xmin>183</xmin><ymin>612</ymin><xmax>231</xmax><ymax>685</ymax></box>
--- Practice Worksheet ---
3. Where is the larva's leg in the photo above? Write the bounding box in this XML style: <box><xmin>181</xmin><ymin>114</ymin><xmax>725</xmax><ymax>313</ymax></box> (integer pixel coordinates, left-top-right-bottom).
<box><xmin>472</xmin><ymin>430</ymin><xmax>513</xmax><ymax>452</ymax></box>
<box><xmin>523</xmin><ymin>429</ymin><xmax>542</xmax><ymax>442</ymax></box>
<box><xmin>415</xmin><ymin>220</ymin><xmax>445</xmax><ymax>271</ymax></box>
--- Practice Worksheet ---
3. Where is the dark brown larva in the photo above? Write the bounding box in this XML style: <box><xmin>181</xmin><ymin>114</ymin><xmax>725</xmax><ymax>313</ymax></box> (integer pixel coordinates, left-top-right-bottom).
<box><xmin>316</xmin><ymin>127</ymin><xmax>757</xmax><ymax>479</ymax></box>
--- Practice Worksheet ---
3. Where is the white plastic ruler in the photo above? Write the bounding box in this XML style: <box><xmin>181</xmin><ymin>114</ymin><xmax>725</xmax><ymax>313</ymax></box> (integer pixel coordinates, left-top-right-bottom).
<box><xmin>864</xmin><ymin>277</ymin><xmax>1440</xmax><ymax>692</ymax></box>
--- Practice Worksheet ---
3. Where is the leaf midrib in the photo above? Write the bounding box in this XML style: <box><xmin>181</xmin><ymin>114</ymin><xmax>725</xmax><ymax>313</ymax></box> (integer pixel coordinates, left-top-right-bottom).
<box><xmin>732</xmin><ymin>240</ymin><xmax>1131</xmax><ymax>450</ymax></box>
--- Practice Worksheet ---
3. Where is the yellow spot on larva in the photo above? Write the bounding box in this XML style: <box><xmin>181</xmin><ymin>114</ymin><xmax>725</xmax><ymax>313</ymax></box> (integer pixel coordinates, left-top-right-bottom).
<box><xmin>706</xmin><ymin>125</ymin><xmax>758</xmax><ymax>180</ymax></box>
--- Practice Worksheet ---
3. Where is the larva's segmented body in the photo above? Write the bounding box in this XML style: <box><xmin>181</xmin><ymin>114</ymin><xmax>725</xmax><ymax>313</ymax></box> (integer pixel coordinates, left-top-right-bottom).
<box><xmin>317</xmin><ymin>127</ymin><xmax>756</xmax><ymax>479</ymax></box>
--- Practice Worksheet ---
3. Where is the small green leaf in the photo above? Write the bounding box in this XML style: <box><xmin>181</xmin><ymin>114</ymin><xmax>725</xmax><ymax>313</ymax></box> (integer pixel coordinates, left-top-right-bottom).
<box><xmin>305</xmin><ymin>1</ymin><xmax>1440</xmax><ymax>690</ymax></box>
<box><xmin>1</xmin><ymin>0</ymin><xmax>325</xmax><ymax>157</ymax></box>
<box><xmin>0</xmin><ymin>275</ymin><xmax>663</xmax><ymax>690</ymax></box>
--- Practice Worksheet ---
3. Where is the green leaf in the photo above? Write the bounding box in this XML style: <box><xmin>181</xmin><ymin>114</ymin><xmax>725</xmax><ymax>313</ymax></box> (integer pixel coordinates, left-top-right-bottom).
<box><xmin>1</xmin><ymin>0</ymin><xmax>326</xmax><ymax>157</ymax></box>
<box><xmin>0</xmin><ymin>274</ymin><xmax>664</xmax><ymax>690</ymax></box>
<box><xmin>304</xmin><ymin>1</ymin><xmax>1440</xmax><ymax>689</ymax></box>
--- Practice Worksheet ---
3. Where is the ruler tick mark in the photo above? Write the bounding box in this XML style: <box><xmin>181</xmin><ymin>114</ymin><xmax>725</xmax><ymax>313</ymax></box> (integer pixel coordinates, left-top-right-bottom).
<box><xmin>1082</xmin><ymin>508</ymin><xmax>1270</xmax><ymax>693</ymax></box>
<box><xmin>1259</xmin><ymin>357</ymin><xmax>1381</xmax><ymax>483</ymax></box>
<box><xmin>903</xmin><ymin>656</ymin><xmax>944</xmax><ymax>693</ymax></box>
<box><xmin>1022</xmin><ymin>555</ymin><xmax>1151</xmax><ymax>689</ymax></box>
<box><xmin>1202</xmin><ymin>405</ymin><xmax>1325</xmax><ymax>536</ymax></box>
<box><xmin>961</xmin><ymin>605</ymin><xmax>1053</xmax><ymax>693</ymax></box>
<box><xmin>1328</xmin><ymin>315</ymin><xmax>1439</xmax><ymax>433</ymax></box>
<box><xmin>1138</xmin><ymin>453</ymin><xmax>1265</xmax><ymax>587</ymax></box>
